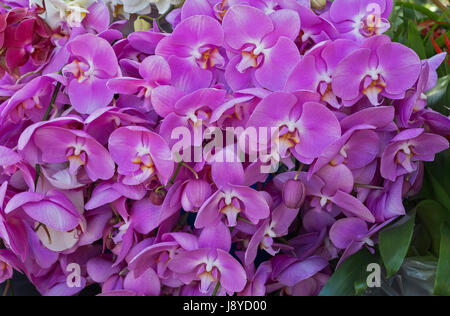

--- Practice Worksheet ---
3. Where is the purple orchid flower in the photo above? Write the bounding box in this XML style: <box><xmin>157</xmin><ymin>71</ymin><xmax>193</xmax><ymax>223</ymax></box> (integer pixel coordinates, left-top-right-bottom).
<box><xmin>195</xmin><ymin>155</ymin><xmax>270</xmax><ymax>228</ymax></box>
<box><xmin>129</xmin><ymin>232</ymin><xmax>199</xmax><ymax>285</ymax></box>
<box><xmin>85</xmin><ymin>180</ymin><xmax>146</xmax><ymax>211</ymax></box>
<box><xmin>245</xmin><ymin>203</ymin><xmax>299</xmax><ymax>265</ymax></box>
<box><xmin>0</xmin><ymin>74</ymin><xmax>67</xmax><ymax>124</ymax></box>
<box><xmin>239</xmin><ymin>261</ymin><xmax>272</xmax><ymax>296</ymax></box>
<box><xmin>209</xmin><ymin>88</ymin><xmax>270</xmax><ymax>128</ymax></box>
<box><xmin>421</xmin><ymin>109</ymin><xmax>450</xmax><ymax>138</ymax></box>
<box><xmin>5</xmin><ymin>189</ymin><xmax>84</xmax><ymax>234</ymax></box>
<box><xmin>28</xmin><ymin>126</ymin><xmax>116</xmax><ymax>182</ymax></box>
<box><xmin>108</xmin><ymin>126</ymin><xmax>174</xmax><ymax>186</ymax></box>
<box><xmin>380</xmin><ymin>128</ymin><xmax>449</xmax><ymax>182</ymax></box>
<box><xmin>222</xmin><ymin>5</ymin><xmax>301</xmax><ymax>91</ymax></box>
<box><xmin>107</xmin><ymin>56</ymin><xmax>172</xmax><ymax>112</ymax></box>
<box><xmin>158</xmin><ymin>88</ymin><xmax>227</xmax><ymax>144</ymax></box>
<box><xmin>246</xmin><ymin>91</ymin><xmax>341</xmax><ymax>164</ymax></box>
<box><xmin>280</xmin><ymin>1</ymin><xmax>338</xmax><ymax>53</ymax></box>
<box><xmin>62</xmin><ymin>33</ymin><xmax>119</xmax><ymax>114</ymax></box>
<box><xmin>168</xmin><ymin>222</ymin><xmax>247</xmax><ymax>294</ymax></box>
<box><xmin>326</xmin><ymin>0</ymin><xmax>393</xmax><ymax>42</ymax></box>
<box><xmin>366</xmin><ymin>177</ymin><xmax>405</xmax><ymax>222</ymax></box>
<box><xmin>84</xmin><ymin>107</ymin><xmax>155</xmax><ymax>145</ymax></box>
<box><xmin>396</xmin><ymin>53</ymin><xmax>448</xmax><ymax>129</ymax></box>
<box><xmin>308</xmin><ymin>124</ymin><xmax>382</xmax><ymax>177</ymax></box>
<box><xmin>285</xmin><ymin>39</ymin><xmax>359</xmax><ymax>108</ymax></box>
<box><xmin>299</xmin><ymin>165</ymin><xmax>376</xmax><ymax>223</ymax></box>
<box><xmin>330</xmin><ymin>215</ymin><xmax>396</xmax><ymax>266</ymax></box>
<box><xmin>0</xmin><ymin>182</ymin><xmax>28</xmax><ymax>261</ymax></box>
<box><xmin>270</xmin><ymin>254</ymin><xmax>329</xmax><ymax>296</ymax></box>
<box><xmin>332</xmin><ymin>35</ymin><xmax>421</xmax><ymax>106</ymax></box>
<box><xmin>156</xmin><ymin>15</ymin><xmax>225</xmax><ymax>92</ymax></box>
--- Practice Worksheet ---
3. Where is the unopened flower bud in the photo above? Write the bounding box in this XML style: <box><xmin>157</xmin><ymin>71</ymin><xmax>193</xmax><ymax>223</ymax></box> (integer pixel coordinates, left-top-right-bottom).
<box><xmin>282</xmin><ymin>179</ymin><xmax>306</xmax><ymax>209</ymax></box>
<box><xmin>181</xmin><ymin>179</ymin><xmax>212</xmax><ymax>212</ymax></box>
<box><xmin>311</xmin><ymin>0</ymin><xmax>327</xmax><ymax>10</ymax></box>
<box><xmin>134</xmin><ymin>17</ymin><xmax>151</xmax><ymax>32</ymax></box>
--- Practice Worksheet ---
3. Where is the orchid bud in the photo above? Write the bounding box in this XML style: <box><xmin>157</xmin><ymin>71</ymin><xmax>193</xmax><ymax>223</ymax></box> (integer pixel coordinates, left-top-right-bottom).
<box><xmin>181</xmin><ymin>179</ymin><xmax>212</xmax><ymax>212</ymax></box>
<box><xmin>282</xmin><ymin>179</ymin><xmax>306</xmax><ymax>209</ymax></box>
<box><xmin>134</xmin><ymin>17</ymin><xmax>151</xmax><ymax>32</ymax></box>
<box><xmin>311</xmin><ymin>0</ymin><xmax>327</xmax><ymax>10</ymax></box>
<box><xmin>150</xmin><ymin>188</ymin><xmax>166</xmax><ymax>206</ymax></box>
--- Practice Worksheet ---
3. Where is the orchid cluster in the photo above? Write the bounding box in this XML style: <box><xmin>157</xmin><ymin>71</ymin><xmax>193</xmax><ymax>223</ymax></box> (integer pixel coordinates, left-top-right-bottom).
<box><xmin>0</xmin><ymin>0</ymin><xmax>449</xmax><ymax>296</ymax></box>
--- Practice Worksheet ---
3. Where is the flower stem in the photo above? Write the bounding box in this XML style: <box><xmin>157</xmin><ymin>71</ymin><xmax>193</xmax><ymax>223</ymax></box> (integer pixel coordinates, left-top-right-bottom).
<box><xmin>42</xmin><ymin>81</ymin><xmax>61</xmax><ymax>121</ymax></box>
<box><xmin>181</xmin><ymin>162</ymin><xmax>199</xmax><ymax>180</ymax></box>
<box><xmin>33</xmin><ymin>164</ymin><xmax>40</xmax><ymax>192</ymax></box>
<box><xmin>212</xmin><ymin>281</ymin><xmax>221</xmax><ymax>296</ymax></box>
<box><xmin>34</xmin><ymin>81</ymin><xmax>62</xmax><ymax>190</ymax></box>
<box><xmin>354</xmin><ymin>183</ymin><xmax>384</xmax><ymax>190</ymax></box>
<box><xmin>2</xmin><ymin>280</ymin><xmax>11</xmax><ymax>297</ymax></box>
<box><xmin>155</xmin><ymin>161</ymin><xmax>182</xmax><ymax>193</ymax></box>
<box><xmin>294</xmin><ymin>164</ymin><xmax>304</xmax><ymax>180</ymax></box>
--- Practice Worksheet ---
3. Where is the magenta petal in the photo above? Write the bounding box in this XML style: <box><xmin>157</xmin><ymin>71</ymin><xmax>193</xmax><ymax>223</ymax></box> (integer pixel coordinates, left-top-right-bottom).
<box><xmin>285</xmin><ymin>54</ymin><xmax>318</xmax><ymax>92</ymax></box>
<box><xmin>198</xmin><ymin>221</ymin><xmax>231</xmax><ymax>252</ymax></box>
<box><xmin>212</xmin><ymin>159</ymin><xmax>245</xmax><ymax>187</ymax></box>
<box><xmin>139</xmin><ymin>55</ymin><xmax>171</xmax><ymax>84</ymax></box>
<box><xmin>107</xmin><ymin>78</ymin><xmax>144</xmax><ymax>95</ymax></box>
<box><xmin>245</xmin><ymin>221</ymin><xmax>268</xmax><ymax>266</ymax></box>
<box><xmin>152</xmin><ymin>85</ymin><xmax>185</xmax><ymax>117</ymax></box>
<box><xmin>168</xmin><ymin>56</ymin><xmax>212</xmax><ymax>93</ymax></box>
<box><xmin>130</xmin><ymin>199</ymin><xmax>161</xmax><ymax>235</ymax></box>
<box><xmin>224</xmin><ymin>54</ymin><xmax>253</xmax><ymax>91</ymax></box>
<box><xmin>330</xmin><ymin>190</ymin><xmax>376</xmax><ymax>223</ymax></box>
<box><xmin>233</xmin><ymin>185</ymin><xmax>270</xmax><ymax>221</ymax></box>
<box><xmin>329</xmin><ymin>217</ymin><xmax>369</xmax><ymax>249</ymax></box>
<box><xmin>168</xmin><ymin>249</ymin><xmax>209</xmax><ymax>274</ymax></box>
<box><xmin>87</xmin><ymin>256</ymin><xmax>120</xmax><ymax>283</ymax></box>
<box><xmin>68</xmin><ymin>78</ymin><xmax>114</xmax><ymax>114</ymax></box>
<box><xmin>223</xmin><ymin>5</ymin><xmax>273</xmax><ymax>51</ymax></box>
<box><xmin>124</xmin><ymin>267</ymin><xmax>161</xmax><ymax>296</ymax></box>
<box><xmin>194</xmin><ymin>190</ymin><xmax>222</xmax><ymax>228</ymax></box>
<box><xmin>332</xmin><ymin>48</ymin><xmax>371</xmax><ymax>102</ymax></box>
<box><xmin>276</xmin><ymin>256</ymin><xmax>328</xmax><ymax>286</ymax></box>
<box><xmin>216</xmin><ymin>248</ymin><xmax>247</xmax><ymax>293</ymax></box>
<box><xmin>377</xmin><ymin>43</ymin><xmax>421</xmax><ymax>95</ymax></box>
<box><xmin>255</xmin><ymin>37</ymin><xmax>301</xmax><ymax>91</ymax></box>
<box><xmin>171</xmin><ymin>15</ymin><xmax>223</xmax><ymax>49</ymax></box>
<box><xmin>296</xmin><ymin>102</ymin><xmax>341</xmax><ymax>159</ymax></box>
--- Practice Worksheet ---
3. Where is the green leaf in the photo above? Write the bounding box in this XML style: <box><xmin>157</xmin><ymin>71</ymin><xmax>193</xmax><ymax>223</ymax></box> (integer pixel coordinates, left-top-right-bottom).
<box><xmin>426</xmin><ymin>75</ymin><xmax>450</xmax><ymax>115</ymax></box>
<box><xmin>417</xmin><ymin>200</ymin><xmax>450</xmax><ymax>255</ymax></box>
<box><xmin>426</xmin><ymin>170</ymin><xmax>450</xmax><ymax>212</ymax></box>
<box><xmin>379</xmin><ymin>211</ymin><xmax>416</xmax><ymax>277</ymax></box>
<box><xmin>395</xmin><ymin>1</ymin><xmax>440</xmax><ymax>21</ymax></box>
<box><xmin>407</xmin><ymin>21</ymin><xmax>426</xmax><ymax>59</ymax></box>
<box><xmin>319</xmin><ymin>249</ymin><xmax>380</xmax><ymax>296</ymax></box>
<box><xmin>425</xmin><ymin>151</ymin><xmax>450</xmax><ymax>198</ymax></box>
<box><xmin>434</xmin><ymin>223</ymin><xmax>450</xmax><ymax>296</ymax></box>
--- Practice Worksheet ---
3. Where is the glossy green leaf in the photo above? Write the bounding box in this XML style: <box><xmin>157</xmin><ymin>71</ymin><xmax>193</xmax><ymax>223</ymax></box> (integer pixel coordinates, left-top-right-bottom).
<box><xmin>417</xmin><ymin>200</ymin><xmax>450</xmax><ymax>255</ymax></box>
<box><xmin>379</xmin><ymin>211</ymin><xmax>417</xmax><ymax>277</ymax></box>
<box><xmin>407</xmin><ymin>21</ymin><xmax>427</xmax><ymax>58</ymax></box>
<box><xmin>319</xmin><ymin>249</ymin><xmax>380</xmax><ymax>296</ymax></box>
<box><xmin>425</xmin><ymin>151</ymin><xmax>450</xmax><ymax>197</ymax></box>
<box><xmin>426</xmin><ymin>170</ymin><xmax>450</xmax><ymax>212</ymax></box>
<box><xmin>395</xmin><ymin>1</ymin><xmax>440</xmax><ymax>21</ymax></box>
<box><xmin>426</xmin><ymin>75</ymin><xmax>450</xmax><ymax>115</ymax></box>
<box><xmin>434</xmin><ymin>223</ymin><xmax>450</xmax><ymax>296</ymax></box>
